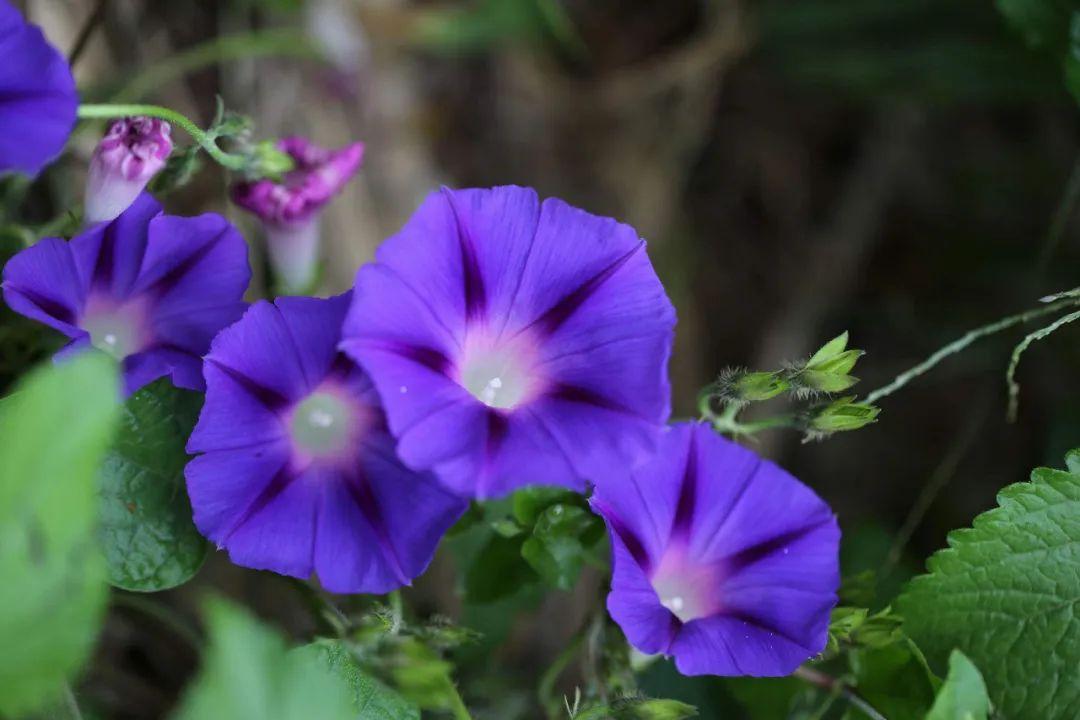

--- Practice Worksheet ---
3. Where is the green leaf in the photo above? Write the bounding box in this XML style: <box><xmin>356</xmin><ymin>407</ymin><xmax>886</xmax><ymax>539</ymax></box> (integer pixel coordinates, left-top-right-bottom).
<box><xmin>925</xmin><ymin>650</ymin><xmax>990</xmax><ymax>720</ymax></box>
<box><xmin>511</xmin><ymin>485</ymin><xmax>579</xmax><ymax>527</ymax></box>
<box><xmin>464</xmin><ymin>533</ymin><xmax>538</xmax><ymax>603</ymax></box>
<box><xmin>0</xmin><ymin>355</ymin><xmax>119</xmax><ymax>716</ymax></box>
<box><xmin>172</xmin><ymin>598</ymin><xmax>355</xmax><ymax>720</ymax></box>
<box><xmin>300</xmin><ymin>639</ymin><xmax>419</xmax><ymax>720</ymax></box>
<box><xmin>520</xmin><ymin>503</ymin><xmax>604</xmax><ymax>590</ymax></box>
<box><xmin>997</xmin><ymin>1</ymin><xmax>1080</xmax><ymax>103</ymax></box>
<box><xmin>846</xmin><ymin>639</ymin><xmax>939</xmax><ymax>720</ymax></box>
<box><xmin>99</xmin><ymin>379</ymin><xmax>207</xmax><ymax>591</ymax></box>
<box><xmin>896</xmin><ymin>451</ymin><xmax>1080</xmax><ymax>719</ymax></box>
<box><xmin>997</xmin><ymin>0</ymin><xmax>1072</xmax><ymax>50</ymax></box>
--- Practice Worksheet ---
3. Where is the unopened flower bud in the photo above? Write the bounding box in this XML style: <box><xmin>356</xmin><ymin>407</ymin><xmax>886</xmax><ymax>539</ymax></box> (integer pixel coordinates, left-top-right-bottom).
<box><xmin>734</xmin><ymin>371</ymin><xmax>789</xmax><ymax>402</ymax></box>
<box><xmin>231</xmin><ymin>137</ymin><xmax>363</xmax><ymax>293</ymax></box>
<box><xmin>810</xmin><ymin>397</ymin><xmax>880</xmax><ymax>433</ymax></box>
<box><xmin>85</xmin><ymin>117</ymin><xmax>172</xmax><ymax>224</ymax></box>
<box><xmin>802</xmin><ymin>332</ymin><xmax>864</xmax><ymax>393</ymax></box>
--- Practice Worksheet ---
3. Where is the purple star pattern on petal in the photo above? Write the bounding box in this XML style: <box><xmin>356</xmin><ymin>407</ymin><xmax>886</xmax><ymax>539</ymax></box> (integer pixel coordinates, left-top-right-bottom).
<box><xmin>1</xmin><ymin>193</ymin><xmax>250</xmax><ymax>395</ymax></box>
<box><xmin>340</xmin><ymin>186</ymin><xmax>676</xmax><ymax>500</ymax></box>
<box><xmin>0</xmin><ymin>0</ymin><xmax>78</xmax><ymax>176</ymax></box>
<box><xmin>591</xmin><ymin>422</ymin><xmax>840</xmax><ymax>677</ymax></box>
<box><xmin>185</xmin><ymin>293</ymin><xmax>466</xmax><ymax>594</ymax></box>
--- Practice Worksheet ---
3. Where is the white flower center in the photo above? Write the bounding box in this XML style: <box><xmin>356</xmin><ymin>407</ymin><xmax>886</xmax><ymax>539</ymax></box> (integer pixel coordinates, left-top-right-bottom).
<box><xmin>81</xmin><ymin>298</ymin><xmax>150</xmax><ymax>359</ymax></box>
<box><xmin>289</xmin><ymin>390</ymin><xmax>357</xmax><ymax>460</ymax></box>
<box><xmin>650</xmin><ymin>548</ymin><xmax>722</xmax><ymax>623</ymax></box>
<box><xmin>460</xmin><ymin>341</ymin><xmax>536</xmax><ymax>410</ymax></box>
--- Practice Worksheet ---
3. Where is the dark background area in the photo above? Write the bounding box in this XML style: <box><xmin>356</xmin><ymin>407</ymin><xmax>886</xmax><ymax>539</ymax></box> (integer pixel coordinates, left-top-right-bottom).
<box><xmin>5</xmin><ymin>0</ymin><xmax>1080</xmax><ymax>717</ymax></box>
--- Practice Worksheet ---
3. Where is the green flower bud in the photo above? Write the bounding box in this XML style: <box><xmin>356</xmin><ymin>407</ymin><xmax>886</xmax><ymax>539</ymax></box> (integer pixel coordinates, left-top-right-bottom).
<box><xmin>803</xmin><ymin>332</ymin><xmax>865</xmax><ymax>393</ymax></box>
<box><xmin>734</xmin><ymin>371</ymin><xmax>790</xmax><ymax>402</ymax></box>
<box><xmin>810</xmin><ymin>397</ymin><xmax>880</xmax><ymax>433</ymax></box>
<box><xmin>248</xmin><ymin>140</ymin><xmax>295</xmax><ymax>180</ymax></box>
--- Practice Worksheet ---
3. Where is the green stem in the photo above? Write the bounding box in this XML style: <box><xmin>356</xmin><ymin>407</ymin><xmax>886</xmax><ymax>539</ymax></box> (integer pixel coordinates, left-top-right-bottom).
<box><xmin>77</xmin><ymin>103</ymin><xmax>247</xmax><ymax>171</ymax></box>
<box><xmin>387</xmin><ymin>589</ymin><xmax>404</xmax><ymax>635</ymax></box>
<box><xmin>538</xmin><ymin>625</ymin><xmax>587</xmax><ymax>718</ymax></box>
<box><xmin>794</xmin><ymin>666</ymin><xmax>886</xmax><ymax>720</ymax></box>
<box><xmin>446</xmin><ymin>683</ymin><xmax>474</xmax><ymax>720</ymax></box>
<box><xmin>1005</xmin><ymin>308</ymin><xmax>1080</xmax><ymax>421</ymax></box>
<box><xmin>863</xmin><ymin>296</ymin><xmax>1080</xmax><ymax>405</ymax></box>
<box><xmin>107</xmin><ymin>29</ymin><xmax>319</xmax><ymax>103</ymax></box>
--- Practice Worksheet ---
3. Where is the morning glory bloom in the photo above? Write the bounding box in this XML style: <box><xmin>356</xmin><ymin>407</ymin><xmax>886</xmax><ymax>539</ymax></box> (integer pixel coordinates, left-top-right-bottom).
<box><xmin>231</xmin><ymin>137</ymin><xmax>363</xmax><ymax>292</ymax></box>
<box><xmin>85</xmin><ymin>117</ymin><xmax>173</xmax><ymax>224</ymax></box>
<box><xmin>0</xmin><ymin>0</ymin><xmax>77</xmax><ymax>175</ymax></box>
<box><xmin>1</xmin><ymin>193</ymin><xmax>250</xmax><ymax>395</ymax></box>
<box><xmin>340</xmin><ymin>186</ymin><xmax>676</xmax><ymax>499</ymax></box>
<box><xmin>591</xmin><ymin>422</ymin><xmax>840</xmax><ymax>677</ymax></box>
<box><xmin>185</xmin><ymin>293</ymin><xmax>466</xmax><ymax>594</ymax></box>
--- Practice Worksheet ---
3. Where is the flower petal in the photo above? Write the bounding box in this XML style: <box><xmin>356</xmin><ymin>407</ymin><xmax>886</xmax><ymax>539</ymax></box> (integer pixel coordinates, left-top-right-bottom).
<box><xmin>2</xmin><ymin>236</ymin><xmax>86</xmax><ymax>337</ymax></box>
<box><xmin>204</xmin><ymin>301</ymin><xmax>310</xmax><ymax>403</ymax></box>
<box><xmin>606</xmin><ymin>535</ymin><xmax>679</xmax><ymax>656</ymax></box>
<box><xmin>672</xmin><ymin>612</ymin><xmax>824</xmax><ymax>677</ymax></box>
<box><xmin>0</xmin><ymin>11</ymin><xmax>76</xmax><ymax>176</ymax></box>
<box><xmin>185</xmin><ymin>443</ymin><xmax>292</xmax><ymax>550</ymax></box>
<box><xmin>187</xmin><ymin>354</ymin><xmax>289</xmax><ymax>454</ymax></box>
<box><xmin>314</xmin><ymin>434</ymin><xmax>465</xmax><ymax>594</ymax></box>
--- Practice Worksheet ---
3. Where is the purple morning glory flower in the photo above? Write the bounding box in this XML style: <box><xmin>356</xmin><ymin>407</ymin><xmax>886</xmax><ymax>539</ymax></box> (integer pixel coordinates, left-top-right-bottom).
<box><xmin>591</xmin><ymin>422</ymin><xmax>840</xmax><ymax>677</ymax></box>
<box><xmin>1</xmin><ymin>193</ymin><xmax>250</xmax><ymax>395</ymax></box>
<box><xmin>85</xmin><ymin>117</ymin><xmax>173</xmax><ymax>224</ymax></box>
<box><xmin>231</xmin><ymin>137</ymin><xmax>364</xmax><ymax>292</ymax></box>
<box><xmin>0</xmin><ymin>0</ymin><xmax>78</xmax><ymax>175</ymax></box>
<box><xmin>340</xmin><ymin>186</ymin><xmax>675</xmax><ymax>499</ymax></box>
<box><xmin>185</xmin><ymin>293</ymin><xmax>466</xmax><ymax>594</ymax></box>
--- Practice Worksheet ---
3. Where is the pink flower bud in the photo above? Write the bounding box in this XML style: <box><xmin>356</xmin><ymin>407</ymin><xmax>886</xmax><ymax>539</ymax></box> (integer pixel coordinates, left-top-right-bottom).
<box><xmin>231</xmin><ymin>137</ymin><xmax>363</xmax><ymax>293</ymax></box>
<box><xmin>84</xmin><ymin>117</ymin><xmax>172</xmax><ymax>224</ymax></box>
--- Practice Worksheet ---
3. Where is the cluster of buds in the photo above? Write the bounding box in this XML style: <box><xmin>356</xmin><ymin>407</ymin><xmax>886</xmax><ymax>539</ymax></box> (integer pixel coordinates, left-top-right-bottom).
<box><xmin>700</xmin><ymin>331</ymin><xmax>880</xmax><ymax>440</ymax></box>
<box><xmin>84</xmin><ymin>107</ymin><xmax>364</xmax><ymax>295</ymax></box>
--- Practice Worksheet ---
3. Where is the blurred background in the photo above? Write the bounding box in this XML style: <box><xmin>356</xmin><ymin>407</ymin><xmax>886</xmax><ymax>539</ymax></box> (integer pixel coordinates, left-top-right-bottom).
<box><xmin>5</xmin><ymin>0</ymin><xmax>1080</xmax><ymax>717</ymax></box>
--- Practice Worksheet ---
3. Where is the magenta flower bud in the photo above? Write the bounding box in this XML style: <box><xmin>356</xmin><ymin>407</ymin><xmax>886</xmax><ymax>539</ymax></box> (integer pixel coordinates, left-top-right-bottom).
<box><xmin>84</xmin><ymin>117</ymin><xmax>172</xmax><ymax>224</ymax></box>
<box><xmin>231</xmin><ymin>137</ymin><xmax>364</xmax><ymax>293</ymax></box>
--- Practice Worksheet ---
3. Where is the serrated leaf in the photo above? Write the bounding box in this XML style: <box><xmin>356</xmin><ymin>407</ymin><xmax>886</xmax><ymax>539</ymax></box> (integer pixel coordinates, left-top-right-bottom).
<box><xmin>925</xmin><ymin>650</ymin><xmax>990</xmax><ymax>720</ymax></box>
<box><xmin>300</xmin><ymin>640</ymin><xmax>419</xmax><ymax>720</ymax></box>
<box><xmin>807</xmin><ymin>331</ymin><xmax>849</xmax><ymax>366</ymax></box>
<box><xmin>100</xmin><ymin>379</ymin><xmax>206</xmax><ymax>591</ymax></box>
<box><xmin>172</xmin><ymin>598</ymin><xmax>355</xmax><ymax>720</ymax></box>
<box><xmin>896</xmin><ymin>451</ymin><xmax>1080</xmax><ymax>719</ymax></box>
<box><xmin>0</xmin><ymin>355</ymin><xmax>119</xmax><ymax>716</ymax></box>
